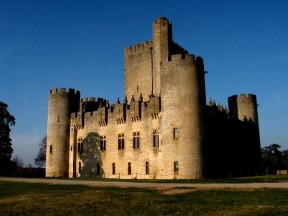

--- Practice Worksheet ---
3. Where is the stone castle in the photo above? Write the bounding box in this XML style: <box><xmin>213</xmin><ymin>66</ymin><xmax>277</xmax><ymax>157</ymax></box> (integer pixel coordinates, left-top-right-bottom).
<box><xmin>46</xmin><ymin>17</ymin><xmax>261</xmax><ymax>179</ymax></box>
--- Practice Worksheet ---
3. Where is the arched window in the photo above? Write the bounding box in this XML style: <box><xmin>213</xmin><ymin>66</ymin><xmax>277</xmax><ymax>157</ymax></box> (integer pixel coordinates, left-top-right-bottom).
<box><xmin>128</xmin><ymin>162</ymin><xmax>131</xmax><ymax>175</ymax></box>
<box><xmin>146</xmin><ymin>162</ymin><xmax>149</xmax><ymax>175</ymax></box>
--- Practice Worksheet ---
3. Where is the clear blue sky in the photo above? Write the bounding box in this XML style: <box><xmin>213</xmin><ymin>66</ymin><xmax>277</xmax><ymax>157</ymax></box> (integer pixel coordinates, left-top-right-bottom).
<box><xmin>0</xmin><ymin>0</ymin><xmax>287</xmax><ymax>166</ymax></box>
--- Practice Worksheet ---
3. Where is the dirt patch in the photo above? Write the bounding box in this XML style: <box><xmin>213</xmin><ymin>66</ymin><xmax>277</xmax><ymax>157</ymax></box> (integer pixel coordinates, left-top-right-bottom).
<box><xmin>0</xmin><ymin>195</ymin><xmax>30</xmax><ymax>204</ymax></box>
<box><xmin>161</xmin><ymin>187</ymin><xmax>196</xmax><ymax>194</ymax></box>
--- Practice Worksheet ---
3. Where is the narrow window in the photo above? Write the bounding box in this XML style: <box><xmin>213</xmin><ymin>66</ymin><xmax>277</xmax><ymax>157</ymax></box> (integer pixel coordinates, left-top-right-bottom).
<box><xmin>79</xmin><ymin>162</ymin><xmax>82</xmax><ymax>173</ymax></box>
<box><xmin>173</xmin><ymin>128</ymin><xmax>178</xmax><ymax>139</ymax></box>
<box><xmin>128</xmin><ymin>162</ymin><xmax>131</xmax><ymax>175</ymax></box>
<box><xmin>112</xmin><ymin>163</ymin><xmax>116</xmax><ymax>175</ymax></box>
<box><xmin>133</xmin><ymin>132</ymin><xmax>140</xmax><ymax>149</ymax></box>
<box><xmin>97</xmin><ymin>163</ymin><xmax>100</xmax><ymax>176</ymax></box>
<box><xmin>118</xmin><ymin>134</ymin><xmax>125</xmax><ymax>150</ymax></box>
<box><xmin>50</xmin><ymin>145</ymin><xmax>53</xmax><ymax>153</ymax></box>
<box><xmin>153</xmin><ymin>131</ymin><xmax>159</xmax><ymax>147</ymax></box>
<box><xmin>174</xmin><ymin>161</ymin><xmax>179</xmax><ymax>173</ymax></box>
<box><xmin>146</xmin><ymin>162</ymin><xmax>149</xmax><ymax>175</ymax></box>
<box><xmin>78</xmin><ymin>140</ymin><xmax>83</xmax><ymax>154</ymax></box>
<box><xmin>100</xmin><ymin>136</ymin><xmax>106</xmax><ymax>151</ymax></box>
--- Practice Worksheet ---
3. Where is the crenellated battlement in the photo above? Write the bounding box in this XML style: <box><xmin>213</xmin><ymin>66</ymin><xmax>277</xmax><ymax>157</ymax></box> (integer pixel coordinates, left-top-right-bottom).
<box><xmin>49</xmin><ymin>87</ymin><xmax>80</xmax><ymax>95</ymax></box>
<box><xmin>229</xmin><ymin>94</ymin><xmax>257</xmax><ymax>106</ymax></box>
<box><xmin>238</xmin><ymin>93</ymin><xmax>256</xmax><ymax>101</ymax></box>
<box><xmin>169</xmin><ymin>53</ymin><xmax>196</xmax><ymax>63</ymax></box>
<box><xmin>207</xmin><ymin>98</ymin><xmax>229</xmax><ymax>113</ymax></box>
<box><xmin>125</xmin><ymin>40</ymin><xmax>152</xmax><ymax>54</ymax></box>
<box><xmin>70</xmin><ymin>94</ymin><xmax>161</xmax><ymax>128</ymax></box>
<box><xmin>153</xmin><ymin>16</ymin><xmax>170</xmax><ymax>25</ymax></box>
<box><xmin>81</xmin><ymin>97</ymin><xmax>96</xmax><ymax>102</ymax></box>
<box><xmin>229</xmin><ymin>94</ymin><xmax>256</xmax><ymax>100</ymax></box>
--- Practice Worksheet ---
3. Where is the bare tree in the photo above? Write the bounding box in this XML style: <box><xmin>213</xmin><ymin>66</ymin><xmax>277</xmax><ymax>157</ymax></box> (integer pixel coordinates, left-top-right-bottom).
<box><xmin>12</xmin><ymin>155</ymin><xmax>24</xmax><ymax>168</ymax></box>
<box><xmin>34</xmin><ymin>136</ymin><xmax>46</xmax><ymax>168</ymax></box>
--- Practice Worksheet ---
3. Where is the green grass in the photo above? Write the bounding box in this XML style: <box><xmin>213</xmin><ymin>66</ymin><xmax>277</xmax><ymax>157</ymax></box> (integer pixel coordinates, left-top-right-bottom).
<box><xmin>1</xmin><ymin>180</ymin><xmax>288</xmax><ymax>215</ymax></box>
<box><xmin>50</xmin><ymin>174</ymin><xmax>288</xmax><ymax>184</ymax></box>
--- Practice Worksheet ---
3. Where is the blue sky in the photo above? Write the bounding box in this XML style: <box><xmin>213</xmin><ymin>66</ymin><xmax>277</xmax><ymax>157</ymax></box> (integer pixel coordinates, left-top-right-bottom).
<box><xmin>0</xmin><ymin>0</ymin><xmax>287</xmax><ymax>166</ymax></box>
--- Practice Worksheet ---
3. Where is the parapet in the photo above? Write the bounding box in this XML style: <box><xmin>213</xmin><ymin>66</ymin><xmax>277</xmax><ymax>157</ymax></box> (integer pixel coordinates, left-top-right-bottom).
<box><xmin>229</xmin><ymin>94</ymin><xmax>257</xmax><ymax>102</ymax></box>
<box><xmin>153</xmin><ymin>17</ymin><xmax>170</xmax><ymax>26</ymax></box>
<box><xmin>125</xmin><ymin>40</ymin><xmax>152</xmax><ymax>54</ymax></box>
<box><xmin>169</xmin><ymin>53</ymin><xmax>196</xmax><ymax>63</ymax></box>
<box><xmin>49</xmin><ymin>88</ymin><xmax>80</xmax><ymax>95</ymax></box>
<box><xmin>238</xmin><ymin>94</ymin><xmax>256</xmax><ymax>100</ymax></box>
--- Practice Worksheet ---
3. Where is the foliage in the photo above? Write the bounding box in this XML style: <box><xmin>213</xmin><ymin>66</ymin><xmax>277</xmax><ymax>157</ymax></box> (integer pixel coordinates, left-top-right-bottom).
<box><xmin>1</xmin><ymin>181</ymin><xmax>288</xmax><ymax>215</ymax></box>
<box><xmin>0</xmin><ymin>101</ymin><xmax>16</xmax><ymax>175</ymax></box>
<box><xmin>34</xmin><ymin>136</ymin><xmax>47</xmax><ymax>168</ymax></box>
<box><xmin>79</xmin><ymin>132</ymin><xmax>103</xmax><ymax>178</ymax></box>
<box><xmin>261</xmin><ymin>144</ymin><xmax>287</xmax><ymax>174</ymax></box>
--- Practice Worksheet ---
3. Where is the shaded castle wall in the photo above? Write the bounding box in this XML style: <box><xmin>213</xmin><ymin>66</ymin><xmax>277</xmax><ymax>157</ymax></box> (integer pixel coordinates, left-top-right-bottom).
<box><xmin>46</xmin><ymin>88</ymin><xmax>80</xmax><ymax>177</ymax></box>
<box><xmin>204</xmin><ymin>94</ymin><xmax>261</xmax><ymax>178</ymax></box>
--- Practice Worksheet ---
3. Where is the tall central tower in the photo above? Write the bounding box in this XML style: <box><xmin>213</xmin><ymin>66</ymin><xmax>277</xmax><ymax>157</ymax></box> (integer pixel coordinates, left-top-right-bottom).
<box><xmin>124</xmin><ymin>17</ymin><xmax>172</xmax><ymax>101</ymax></box>
<box><xmin>152</xmin><ymin>17</ymin><xmax>172</xmax><ymax>96</ymax></box>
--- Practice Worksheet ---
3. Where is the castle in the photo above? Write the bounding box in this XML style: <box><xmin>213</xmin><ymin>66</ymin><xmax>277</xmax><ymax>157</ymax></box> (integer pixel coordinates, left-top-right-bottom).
<box><xmin>46</xmin><ymin>17</ymin><xmax>261</xmax><ymax>179</ymax></box>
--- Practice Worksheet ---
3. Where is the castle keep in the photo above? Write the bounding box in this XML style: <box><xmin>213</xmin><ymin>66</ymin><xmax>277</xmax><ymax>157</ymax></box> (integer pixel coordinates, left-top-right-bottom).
<box><xmin>46</xmin><ymin>17</ymin><xmax>261</xmax><ymax>179</ymax></box>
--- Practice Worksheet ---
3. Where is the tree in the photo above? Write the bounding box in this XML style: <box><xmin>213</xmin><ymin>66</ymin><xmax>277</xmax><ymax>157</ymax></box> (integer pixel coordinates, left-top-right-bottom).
<box><xmin>261</xmin><ymin>144</ymin><xmax>284</xmax><ymax>174</ymax></box>
<box><xmin>34</xmin><ymin>136</ymin><xmax>46</xmax><ymax>168</ymax></box>
<box><xmin>12</xmin><ymin>155</ymin><xmax>24</xmax><ymax>168</ymax></box>
<box><xmin>0</xmin><ymin>101</ymin><xmax>16</xmax><ymax>174</ymax></box>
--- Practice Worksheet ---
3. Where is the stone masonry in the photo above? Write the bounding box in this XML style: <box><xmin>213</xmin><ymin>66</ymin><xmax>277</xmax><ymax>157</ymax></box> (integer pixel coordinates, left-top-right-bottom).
<box><xmin>46</xmin><ymin>17</ymin><xmax>261</xmax><ymax>179</ymax></box>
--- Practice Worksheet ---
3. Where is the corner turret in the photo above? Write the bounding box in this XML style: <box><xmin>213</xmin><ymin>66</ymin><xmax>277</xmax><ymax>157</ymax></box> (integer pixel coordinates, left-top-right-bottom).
<box><xmin>46</xmin><ymin>88</ymin><xmax>80</xmax><ymax>177</ymax></box>
<box><xmin>228</xmin><ymin>94</ymin><xmax>259</xmax><ymax>125</ymax></box>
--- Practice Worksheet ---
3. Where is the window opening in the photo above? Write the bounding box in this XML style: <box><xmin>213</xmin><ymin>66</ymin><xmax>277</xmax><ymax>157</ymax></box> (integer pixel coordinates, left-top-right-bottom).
<box><xmin>112</xmin><ymin>163</ymin><xmax>116</xmax><ymax>175</ymax></box>
<box><xmin>128</xmin><ymin>162</ymin><xmax>131</xmax><ymax>175</ymax></box>
<box><xmin>133</xmin><ymin>132</ymin><xmax>140</xmax><ymax>149</ymax></box>
<box><xmin>153</xmin><ymin>131</ymin><xmax>159</xmax><ymax>147</ymax></box>
<box><xmin>146</xmin><ymin>162</ymin><xmax>149</xmax><ymax>175</ymax></box>
<box><xmin>79</xmin><ymin>162</ymin><xmax>82</xmax><ymax>173</ymax></box>
<box><xmin>174</xmin><ymin>161</ymin><xmax>179</xmax><ymax>173</ymax></box>
<box><xmin>173</xmin><ymin>128</ymin><xmax>178</xmax><ymax>139</ymax></box>
<box><xmin>100</xmin><ymin>136</ymin><xmax>106</xmax><ymax>151</ymax></box>
<box><xmin>118</xmin><ymin>134</ymin><xmax>125</xmax><ymax>150</ymax></box>
<box><xmin>77</xmin><ymin>138</ymin><xmax>83</xmax><ymax>154</ymax></box>
<box><xmin>97</xmin><ymin>163</ymin><xmax>100</xmax><ymax>176</ymax></box>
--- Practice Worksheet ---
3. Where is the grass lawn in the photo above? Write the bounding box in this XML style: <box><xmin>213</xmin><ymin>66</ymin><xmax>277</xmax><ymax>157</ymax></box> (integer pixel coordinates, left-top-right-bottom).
<box><xmin>1</xmin><ymin>180</ymin><xmax>288</xmax><ymax>215</ymax></box>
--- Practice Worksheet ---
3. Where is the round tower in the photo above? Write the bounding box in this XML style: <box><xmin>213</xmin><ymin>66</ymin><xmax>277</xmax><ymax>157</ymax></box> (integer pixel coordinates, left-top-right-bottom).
<box><xmin>228</xmin><ymin>94</ymin><xmax>259</xmax><ymax>125</ymax></box>
<box><xmin>228</xmin><ymin>94</ymin><xmax>261</xmax><ymax>174</ymax></box>
<box><xmin>46</xmin><ymin>88</ymin><xmax>80</xmax><ymax>177</ymax></box>
<box><xmin>160</xmin><ymin>54</ymin><xmax>206</xmax><ymax>179</ymax></box>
